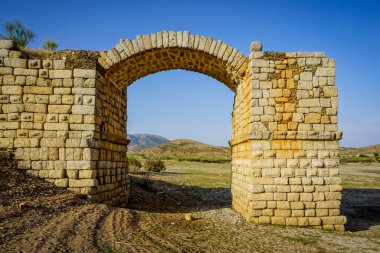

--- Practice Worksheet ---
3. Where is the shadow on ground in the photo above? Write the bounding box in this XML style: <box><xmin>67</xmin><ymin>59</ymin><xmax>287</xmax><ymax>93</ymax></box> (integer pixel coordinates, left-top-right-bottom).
<box><xmin>128</xmin><ymin>174</ymin><xmax>231</xmax><ymax>213</ymax></box>
<box><xmin>129</xmin><ymin>174</ymin><xmax>380</xmax><ymax>232</ymax></box>
<box><xmin>341</xmin><ymin>188</ymin><xmax>380</xmax><ymax>232</ymax></box>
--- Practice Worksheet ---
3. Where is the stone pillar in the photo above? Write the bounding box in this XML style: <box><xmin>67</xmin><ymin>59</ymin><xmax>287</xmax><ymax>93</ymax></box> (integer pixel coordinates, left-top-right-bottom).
<box><xmin>0</xmin><ymin>40</ymin><xmax>105</xmax><ymax>199</ymax></box>
<box><xmin>90</xmin><ymin>72</ymin><xmax>130</xmax><ymax>205</ymax></box>
<box><xmin>230</xmin><ymin>44</ymin><xmax>345</xmax><ymax>231</ymax></box>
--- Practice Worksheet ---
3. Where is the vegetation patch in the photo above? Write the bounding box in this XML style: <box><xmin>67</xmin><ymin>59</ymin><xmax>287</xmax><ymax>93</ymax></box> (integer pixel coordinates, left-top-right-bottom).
<box><xmin>143</xmin><ymin>156</ymin><xmax>166</xmax><ymax>173</ymax></box>
<box><xmin>132</xmin><ymin>139</ymin><xmax>231</xmax><ymax>164</ymax></box>
<box><xmin>340</xmin><ymin>155</ymin><xmax>380</xmax><ymax>164</ymax></box>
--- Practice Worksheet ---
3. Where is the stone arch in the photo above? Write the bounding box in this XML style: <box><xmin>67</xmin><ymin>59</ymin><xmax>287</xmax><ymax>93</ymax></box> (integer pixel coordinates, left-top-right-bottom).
<box><xmin>0</xmin><ymin>34</ymin><xmax>346</xmax><ymax>231</ymax></box>
<box><xmin>98</xmin><ymin>31</ymin><xmax>248</xmax><ymax>92</ymax></box>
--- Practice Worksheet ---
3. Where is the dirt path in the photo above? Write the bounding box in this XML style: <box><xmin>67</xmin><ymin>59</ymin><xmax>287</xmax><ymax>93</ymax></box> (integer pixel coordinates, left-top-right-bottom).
<box><xmin>340</xmin><ymin>163</ymin><xmax>380</xmax><ymax>177</ymax></box>
<box><xmin>1</xmin><ymin>159</ymin><xmax>380</xmax><ymax>252</ymax></box>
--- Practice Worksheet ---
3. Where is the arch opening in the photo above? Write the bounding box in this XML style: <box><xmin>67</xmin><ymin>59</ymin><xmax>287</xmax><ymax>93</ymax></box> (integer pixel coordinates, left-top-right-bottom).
<box><xmin>125</xmin><ymin>70</ymin><xmax>234</xmax><ymax>212</ymax></box>
<box><xmin>127</xmin><ymin>69</ymin><xmax>235</xmax><ymax>146</ymax></box>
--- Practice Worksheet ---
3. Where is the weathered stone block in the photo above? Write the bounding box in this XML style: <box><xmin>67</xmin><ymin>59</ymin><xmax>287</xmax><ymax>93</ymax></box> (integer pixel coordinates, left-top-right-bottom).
<box><xmin>24</xmin><ymin>86</ymin><xmax>53</xmax><ymax>95</ymax></box>
<box><xmin>298</xmin><ymin>217</ymin><xmax>309</xmax><ymax>226</ymax></box>
<box><xmin>49</xmin><ymin>70</ymin><xmax>72</xmax><ymax>78</ymax></box>
<box><xmin>251</xmin><ymin>201</ymin><xmax>267</xmax><ymax>209</ymax></box>
<box><xmin>0</xmin><ymin>40</ymin><xmax>15</xmax><ymax>49</ymax></box>
<box><xmin>271</xmin><ymin>217</ymin><xmax>285</xmax><ymax>225</ymax></box>
<box><xmin>274</xmin><ymin>209</ymin><xmax>291</xmax><ymax>217</ymax></box>
<box><xmin>44</xmin><ymin>123</ymin><xmax>69</xmax><ymax>131</ymax></box>
<box><xmin>79</xmin><ymin>170</ymin><xmax>97</xmax><ymax>179</ymax></box>
<box><xmin>258</xmin><ymin>216</ymin><xmax>271</xmax><ymax>224</ymax></box>
<box><xmin>14</xmin><ymin>68</ymin><xmax>38</xmax><ymax>76</ymax></box>
<box><xmin>2</xmin><ymin>86</ymin><xmax>22</xmax><ymax>95</ymax></box>
<box><xmin>40</xmin><ymin>138</ymin><xmax>65</xmax><ymax>148</ymax></box>
<box><xmin>48</xmin><ymin>105</ymin><xmax>72</xmax><ymax>114</ymax></box>
<box><xmin>67</xmin><ymin>161</ymin><xmax>95</xmax><ymax>170</ymax></box>
<box><xmin>49</xmin><ymin>170</ymin><xmax>66</xmax><ymax>178</ymax></box>
<box><xmin>2</xmin><ymin>104</ymin><xmax>24</xmax><ymax>113</ymax></box>
<box><xmin>4</xmin><ymin>58</ymin><xmax>27</xmax><ymax>68</ymax></box>
<box><xmin>55</xmin><ymin>178</ymin><xmax>69</xmax><ymax>187</ymax></box>
<box><xmin>321</xmin><ymin>216</ymin><xmax>346</xmax><ymax>225</ymax></box>
<box><xmin>71</xmin><ymin>105</ymin><xmax>95</xmax><ymax>115</ymax></box>
<box><xmin>72</xmin><ymin>87</ymin><xmax>96</xmax><ymax>95</ymax></box>
<box><xmin>285</xmin><ymin>217</ymin><xmax>298</xmax><ymax>226</ymax></box>
<box><xmin>73</xmin><ymin>69</ymin><xmax>96</xmax><ymax>78</ymax></box>
<box><xmin>69</xmin><ymin>178</ymin><xmax>98</xmax><ymax>187</ymax></box>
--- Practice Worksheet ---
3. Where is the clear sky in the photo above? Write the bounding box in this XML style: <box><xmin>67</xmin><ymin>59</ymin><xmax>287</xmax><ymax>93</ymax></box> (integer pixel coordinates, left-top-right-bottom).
<box><xmin>1</xmin><ymin>0</ymin><xmax>379</xmax><ymax>147</ymax></box>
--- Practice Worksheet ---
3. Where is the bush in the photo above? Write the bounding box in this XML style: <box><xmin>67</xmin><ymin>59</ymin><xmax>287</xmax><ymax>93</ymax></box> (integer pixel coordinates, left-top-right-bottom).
<box><xmin>42</xmin><ymin>39</ymin><xmax>59</xmax><ymax>50</ymax></box>
<box><xmin>143</xmin><ymin>156</ymin><xmax>166</xmax><ymax>172</ymax></box>
<box><xmin>127</xmin><ymin>154</ymin><xmax>142</xmax><ymax>173</ymax></box>
<box><xmin>0</xmin><ymin>20</ymin><xmax>35</xmax><ymax>47</ymax></box>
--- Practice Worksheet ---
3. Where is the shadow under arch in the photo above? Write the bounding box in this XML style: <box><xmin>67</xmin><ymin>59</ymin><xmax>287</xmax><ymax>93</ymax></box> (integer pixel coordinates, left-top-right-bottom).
<box><xmin>128</xmin><ymin>174</ymin><xmax>232</xmax><ymax>213</ymax></box>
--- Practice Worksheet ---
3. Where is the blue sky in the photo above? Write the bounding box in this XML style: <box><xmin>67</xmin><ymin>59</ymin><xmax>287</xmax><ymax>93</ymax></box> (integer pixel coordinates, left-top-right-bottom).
<box><xmin>1</xmin><ymin>0</ymin><xmax>379</xmax><ymax>147</ymax></box>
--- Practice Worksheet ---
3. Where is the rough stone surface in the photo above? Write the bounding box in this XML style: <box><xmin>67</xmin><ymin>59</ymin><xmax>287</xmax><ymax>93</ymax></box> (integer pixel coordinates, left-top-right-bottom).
<box><xmin>0</xmin><ymin>31</ymin><xmax>344</xmax><ymax>230</ymax></box>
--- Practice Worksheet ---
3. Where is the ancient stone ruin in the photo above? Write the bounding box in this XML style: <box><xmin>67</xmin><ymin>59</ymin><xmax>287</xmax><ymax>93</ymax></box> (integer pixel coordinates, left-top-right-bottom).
<box><xmin>0</xmin><ymin>31</ymin><xmax>346</xmax><ymax>230</ymax></box>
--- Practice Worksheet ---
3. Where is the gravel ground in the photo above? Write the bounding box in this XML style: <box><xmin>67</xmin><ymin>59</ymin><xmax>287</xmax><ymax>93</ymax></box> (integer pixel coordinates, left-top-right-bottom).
<box><xmin>0</xmin><ymin>158</ymin><xmax>379</xmax><ymax>253</ymax></box>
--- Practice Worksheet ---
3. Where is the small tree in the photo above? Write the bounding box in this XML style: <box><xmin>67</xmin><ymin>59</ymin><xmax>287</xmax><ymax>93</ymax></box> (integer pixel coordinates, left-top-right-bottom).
<box><xmin>127</xmin><ymin>154</ymin><xmax>142</xmax><ymax>173</ymax></box>
<box><xmin>0</xmin><ymin>21</ymin><xmax>35</xmax><ymax>47</ymax></box>
<box><xmin>43</xmin><ymin>39</ymin><xmax>59</xmax><ymax>50</ymax></box>
<box><xmin>144</xmin><ymin>156</ymin><xmax>166</xmax><ymax>172</ymax></box>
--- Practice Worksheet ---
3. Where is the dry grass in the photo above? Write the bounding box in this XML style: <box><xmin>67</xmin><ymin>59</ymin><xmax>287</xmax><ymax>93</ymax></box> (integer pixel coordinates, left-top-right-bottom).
<box><xmin>20</xmin><ymin>47</ymin><xmax>53</xmax><ymax>58</ymax></box>
<box><xmin>138</xmin><ymin>139</ymin><xmax>231</xmax><ymax>163</ymax></box>
<box><xmin>340</xmin><ymin>144</ymin><xmax>380</xmax><ymax>156</ymax></box>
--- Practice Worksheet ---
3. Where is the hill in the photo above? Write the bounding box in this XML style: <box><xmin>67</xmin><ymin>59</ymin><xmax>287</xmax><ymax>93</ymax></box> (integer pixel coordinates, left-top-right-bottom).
<box><xmin>340</xmin><ymin>144</ymin><xmax>380</xmax><ymax>156</ymax></box>
<box><xmin>137</xmin><ymin>139</ymin><xmax>231</xmax><ymax>163</ymax></box>
<box><xmin>127</xmin><ymin>133</ymin><xmax>169</xmax><ymax>152</ymax></box>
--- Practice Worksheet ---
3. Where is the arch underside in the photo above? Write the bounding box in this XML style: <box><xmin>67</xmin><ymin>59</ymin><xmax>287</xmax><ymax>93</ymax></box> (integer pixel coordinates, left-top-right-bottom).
<box><xmin>105</xmin><ymin>47</ymin><xmax>244</xmax><ymax>92</ymax></box>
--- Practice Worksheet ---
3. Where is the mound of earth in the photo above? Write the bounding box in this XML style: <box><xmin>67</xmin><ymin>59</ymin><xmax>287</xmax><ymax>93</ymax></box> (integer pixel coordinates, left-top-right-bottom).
<box><xmin>139</xmin><ymin>139</ymin><xmax>231</xmax><ymax>160</ymax></box>
<box><xmin>340</xmin><ymin>144</ymin><xmax>380</xmax><ymax>156</ymax></box>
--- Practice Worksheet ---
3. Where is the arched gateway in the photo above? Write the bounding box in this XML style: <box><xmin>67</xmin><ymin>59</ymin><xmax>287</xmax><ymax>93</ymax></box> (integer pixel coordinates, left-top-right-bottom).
<box><xmin>0</xmin><ymin>31</ymin><xmax>346</xmax><ymax>230</ymax></box>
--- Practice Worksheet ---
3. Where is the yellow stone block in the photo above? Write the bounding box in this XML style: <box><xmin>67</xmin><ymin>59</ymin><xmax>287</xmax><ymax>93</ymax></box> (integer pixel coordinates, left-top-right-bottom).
<box><xmin>305</xmin><ymin>113</ymin><xmax>321</xmax><ymax>123</ymax></box>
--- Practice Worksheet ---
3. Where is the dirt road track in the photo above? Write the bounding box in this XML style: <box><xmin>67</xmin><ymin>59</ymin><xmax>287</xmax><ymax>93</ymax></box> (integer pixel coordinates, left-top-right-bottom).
<box><xmin>1</xmin><ymin>159</ymin><xmax>379</xmax><ymax>253</ymax></box>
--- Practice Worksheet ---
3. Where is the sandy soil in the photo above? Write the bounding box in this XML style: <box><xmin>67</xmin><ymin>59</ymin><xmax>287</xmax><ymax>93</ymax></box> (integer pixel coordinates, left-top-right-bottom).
<box><xmin>0</xmin><ymin>159</ymin><xmax>379</xmax><ymax>253</ymax></box>
<box><xmin>340</xmin><ymin>163</ymin><xmax>380</xmax><ymax>177</ymax></box>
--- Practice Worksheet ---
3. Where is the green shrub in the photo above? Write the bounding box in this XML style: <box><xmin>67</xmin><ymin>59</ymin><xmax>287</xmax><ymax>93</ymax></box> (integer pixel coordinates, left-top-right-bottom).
<box><xmin>340</xmin><ymin>156</ymin><xmax>377</xmax><ymax>164</ymax></box>
<box><xmin>143</xmin><ymin>156</ymin><xmax>166</xmax><ymax>172</ymax></box>
<box><xmin>127</xmin><ymin>154</ymin><xmax>142</xmax><ymax>173</ymax></box>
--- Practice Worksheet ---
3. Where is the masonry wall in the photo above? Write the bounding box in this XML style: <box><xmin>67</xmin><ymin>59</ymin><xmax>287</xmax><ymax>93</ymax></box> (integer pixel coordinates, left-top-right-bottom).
<box><xmin>0</xmin><ymin>40</ymin><xmax>100</xmax><ymax>194</ymax></box>
<box><xmin>92</xmin><ymin>72</ymin><xmax>129</xmax><ymax>205</ymax></box>
<box><xmin>230</xmin><ymin>49</ymin><xmax>345</xmax><ymax>231</ymax></box>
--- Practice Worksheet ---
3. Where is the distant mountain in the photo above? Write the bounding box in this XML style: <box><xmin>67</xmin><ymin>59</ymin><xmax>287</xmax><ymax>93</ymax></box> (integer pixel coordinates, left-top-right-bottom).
<box><xmin>127</xmin><ymin>133</ymin><xmax>169</xmax><ymax>153</ymax></box>
<box><xmin>138</xmin><ymin>139</ymin><xmax>231</xmax><ymax>162</ymax></box>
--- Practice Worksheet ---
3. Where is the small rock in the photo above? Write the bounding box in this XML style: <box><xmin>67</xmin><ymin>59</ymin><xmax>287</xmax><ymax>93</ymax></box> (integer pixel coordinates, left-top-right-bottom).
<box><xmin>250</xmin><ymin>41</ymin><xmax>263</xmax><ymax>52</ymax></box>
<box><xmin>184</xmin><ymin>213</ymin><xmax>194</xmax><ymax>221</ymax></box>
<box><xmin>18</xmin><ymin>202</ymin><xmax>30</xmax><ymax>210</ymax></box>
